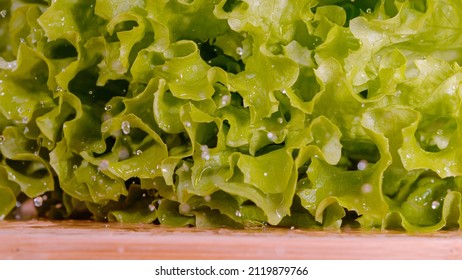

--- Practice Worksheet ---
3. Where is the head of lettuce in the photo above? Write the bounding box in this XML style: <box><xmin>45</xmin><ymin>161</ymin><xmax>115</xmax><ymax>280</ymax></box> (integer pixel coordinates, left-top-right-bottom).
<box><xmin>0</xmin><ymin>0</ymin><xmax>461</xmax><ymax>232</ymax></box>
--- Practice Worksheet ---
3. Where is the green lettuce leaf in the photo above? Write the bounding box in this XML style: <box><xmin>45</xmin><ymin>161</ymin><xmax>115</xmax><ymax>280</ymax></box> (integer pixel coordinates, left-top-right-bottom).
<box><xmin>2</xmin><ymin>0</ymin><xmax>462</xmax><ymax>232</ymax></box>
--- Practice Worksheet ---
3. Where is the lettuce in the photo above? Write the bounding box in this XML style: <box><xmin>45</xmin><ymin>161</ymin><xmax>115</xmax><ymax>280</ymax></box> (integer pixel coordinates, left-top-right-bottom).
<box><xmin>1</xmin><ymin>0</ymin><xmax>462</xmax><ymax>231</ymax></box>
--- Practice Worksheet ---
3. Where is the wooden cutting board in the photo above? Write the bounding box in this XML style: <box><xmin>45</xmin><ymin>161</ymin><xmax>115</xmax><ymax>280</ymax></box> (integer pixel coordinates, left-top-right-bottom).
<box><xmin>0</xmin><ymin>220</ymin><xmax>461</xmax><ymax>259</ymax></box>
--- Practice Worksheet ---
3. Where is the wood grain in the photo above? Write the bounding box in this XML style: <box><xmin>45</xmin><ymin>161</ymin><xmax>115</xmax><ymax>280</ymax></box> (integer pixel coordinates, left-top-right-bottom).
<box><xmin>0</xmin><ymin>220</ymin><xmax>461</xmax><ymax>259</ymax></box>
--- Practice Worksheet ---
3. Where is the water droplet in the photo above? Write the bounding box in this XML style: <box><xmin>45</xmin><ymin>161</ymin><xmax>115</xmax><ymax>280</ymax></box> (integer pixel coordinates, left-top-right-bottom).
<box><xmin>245</xmin><ymin>73</ymin><xmax>256</xmax><ymax>79</ymax></box>
<box><xmin>366</xmin><ymin>8</ymin><xmax>372</xmax><ymax>13</ymax></box>
<box><xmin>72</xmin><ymin>164</ymin><xmax>78</xmax><ymax>170</ymax></box>
<box><xmin>267</xmin><ymin>132</ymin><xmax>277</xmax><ymax>142</ymax></box>
<box><xmin>121</xmin><ymin>121</ymin><xmax>131</xmax><ymax>134</ymax></box>
<box><xmin>444</xmin><ymin>166</ymin><xmax>451</xmax><ymax>174</ymax></box>
<box><xmin>263</xmin><ymin>172</ymin><xmax>268</xmax><ymax>177</ymax></box>
<box><xmin>201</xmin><ymin>152</ymin><xmax>210</xmax><ymax>161</ymax></box>
<box><xmin>204</xmin><ymin>195</ymin><xmax>211</xmax><ymax>202</ymax></box>
<box><xmin>91</xmin><ymin>175</ymin><xmax>97</xmax><ymax>182</ymax></box>
<box><xmin>148</xmin><ymin>204</ymin><xmax>156</xmax><ymax>212</ymax></box>
<box><xmin>4</xmin><ymin>60</ymin><xmax>16</xmax><ymax>70</ymax></box>
<box><xmin>221</xmin><ymin>95</ymin><xmax>231</xmax><ymax>106</ymax></box>
<box><xmin>33</xmin><ymin>196</ymin><xmax>43</xmax><ymax>207</ymax></box>
<box><xmin>431</xmin><ymin>200</ymin><xmax>441</xmax><ymax>209</ymax></box>
<box><xmin>99</xmin><ymin>159</ymin><xmax>109</xmax><ymax>170</ymax></box>
<box><xmin>290</xmin><ymin>226</ymin><xmax>295</xmax><ymax>230</ymax></box>
<box><xmin>434</xmin><ymin>135</ymin><xmax>449</xmax><ymax>150</ymax></box>
<box><xmin>201</xmin><ymin>145</ymin><xmax>210</xmax><ymax>160</ymax></box>
<box><xmin>179</xmin><ymin>203</ymin><xmax>191</xmax><ymax>213</ymax></box>
<box><xmin>0</xmin><ymin>135</ymin><xmax>4</xmax><ymax>144</ymax></box>
<box><xmin>361</xmin><ymin>183</ymin><xmax>373</xmax><ymax>194</ymax></box>
<box><xmin>236</xmin><ymin>47</ymin><xmax>243</xmax><ymax>56</ymax></box>
<box><xmin>0</xmin><ymin>10</ymin><xmax>7</xmax><ymax>18</ymax></box>
<box><xmin>357</xmin><ymin>160</ymin><xmax>368</xmax><ymax>170</ymax></box>
<box><xmin>15</xmin><ymin>201</ymin><xmax>22</xmax><ymax>208</ymax></box>
<box><xmin>164</xmin><ymin>49</ymin><xmax>174</xmax><ymax>59</ymax></box>
<box><xmin>104</xmin><ymin>104</ymin><xmax>112</xmax><ymax>111</ymax></box>
<box><xmin>235</xmin><ymin>210</ymin><xmax>242</xmax><ymax>218</ymax></box>
<box><xmin>88</xmin><ymin>90</ymin><xmax>93</xmax><ymax>95</ymax></box>
<box><xmin>135</xmin><ymin>149</ymin><xmax>143</xmax><ymax>156</ymax></box>
<box><xmin>184</xmin><ymin>121</ymin><xmax>192</xmax><ymax>128</ymax></box>
<box><xmin>362</xmin><ymin>202</ymin><xmax>369</xmax><ymax>211</ymax></box>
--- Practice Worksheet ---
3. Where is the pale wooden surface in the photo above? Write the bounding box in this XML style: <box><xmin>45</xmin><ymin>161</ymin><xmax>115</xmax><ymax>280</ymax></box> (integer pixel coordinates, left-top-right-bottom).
<box><xmin>0</xmin><ymin>220</ymin><xmax>461</xmax><ymax>259</ymax></box>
